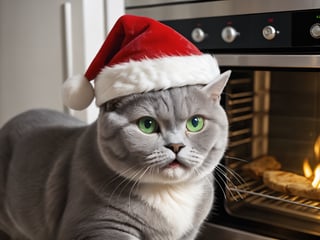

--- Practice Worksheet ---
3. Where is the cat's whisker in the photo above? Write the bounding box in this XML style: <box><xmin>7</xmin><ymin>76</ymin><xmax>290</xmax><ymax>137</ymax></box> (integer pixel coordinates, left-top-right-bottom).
<box><xmin>192</xmin><ymin>167</ymin><xmax>201</xmax><ymax>179</ymax></box>
<box><xmin>194</xmin><ymin>168</ymin><xmax>213</xmax><ymax>189</ymax></box>
<box><xmin>216</xmin><ymin>166</ymin><xmax>240</xmax><ymax>196</ymax></box>
<box><xmin>219</xmin><ymin>155</ymin><xmax>249</xmax><ymax>200</ymax></box>
<box><xmin>188</xmin><ymin>158</ymin><xmax>200</xmax><ymax>165</ymax></box>
<box><xmin>215</xmin><ymin>166</ymin><xmax>242</xmax><ymax>200</ymax></box>
<box><xmin>117</xmin><ymin>167</ymin><xmax>146</xmax><ymax>199</ymax></box>
<box><xmin>225</xmin><ymin>155</ymin><xmax>248</xmax><ymax>163</ymax></box>
<box><xmin>218</xmin><ymin>163</ymin><xmax>246</xmax><ymax>186</ymax></box>
<box><xmin>107</xmin><ymin>175</ymin><xmax>131</xmax><ymax>205</ymax></box>
<box><xmin>145</xmin><ymin>159</ymin><xmax>165</xmax><ymax>167</ymax></box>
<box><xmin>215</xmin><ymin>168</ymin><xmax>234</xmax><ymax>198</ymax></box>
<box><xmin>217</xmin><ymin>163</ymin><xmax>246</xmax><ymax>200</ymax></box>
<box><xmin>214</xmin><ymin>172</ymin><xmax>227</xmax><ymax>199</ymax></box>
<box><xmin>148</xmin><ymin>166</ymin><xmax>157</xmax><ymax>182</ymax></box>
<box><xmin>100</xmin><ymin>165</ymin><xmax>137</xmax><ymax>190</ymax></box>
<box><xmin>145</xmin><ymin>151</ymin><xmax>168</xmax><ymax>165</ymax></box>
<box><xmin>128</xmin><ymin>166</ymin><xmax>151</xmax><ymax>214</ymax></box>
<box><xmin>99</xmin><ymin>170</ymin><xmax>131</xmax><ymax>202</ymax></box>
<box><xmin>100</xmin><ymin>167</ymin><xmax>136</xmax><ymax>205</ymax></box>
<box><xmin>106</xmin><ymin>166</ymin><xmax>144</xmax><ymax>205</ymax></box>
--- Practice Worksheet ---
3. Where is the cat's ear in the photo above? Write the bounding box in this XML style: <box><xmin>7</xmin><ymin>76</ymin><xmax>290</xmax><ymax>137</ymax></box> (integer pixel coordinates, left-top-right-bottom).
<box><xmin>201</xmin><ymin>70</ymin><xmax>231</xmax><ymax>101</ymax></box>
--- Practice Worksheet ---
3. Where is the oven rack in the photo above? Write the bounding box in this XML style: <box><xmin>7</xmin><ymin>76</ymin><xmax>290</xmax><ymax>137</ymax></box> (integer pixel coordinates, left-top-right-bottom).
<box><xmin>228</xmin><ymin>178</ymin><xmax>320</xmax><ymax>222</ymax></box>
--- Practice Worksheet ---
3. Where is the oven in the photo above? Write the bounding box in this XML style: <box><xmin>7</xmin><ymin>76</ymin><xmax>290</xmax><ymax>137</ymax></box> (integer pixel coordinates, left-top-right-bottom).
<box><xmin>126</xmin><ymin>1</ymin><xmax>320</xmax><ymax>239</ymax></box>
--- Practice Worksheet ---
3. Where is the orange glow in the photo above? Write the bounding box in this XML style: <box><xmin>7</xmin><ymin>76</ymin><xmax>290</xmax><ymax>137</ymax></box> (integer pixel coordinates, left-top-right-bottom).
<box><xmin>314</xmin><ymin>136</ymin><xmax>320</xmax><ymax>160</ymax></box>
<box><xmin>312</xmin><ymin>165</ymin><xmax>320</xmax><ymax>189</ymax></box>
<box><xmin>303</xmin><ymin>159</ymin><xmax>320</xmax><ymax>188</ymax></box>
<box><xmin>303</xmin><ymin>158</ymin><xmax>313</xmax><ymax>179</ymax></box>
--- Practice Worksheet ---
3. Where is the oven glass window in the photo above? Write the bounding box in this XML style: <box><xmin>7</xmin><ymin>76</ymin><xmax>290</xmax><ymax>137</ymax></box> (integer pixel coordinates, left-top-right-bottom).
<box><xmin>224</xmin><ymin>70</ymin><xmax>320</xmax><ymax>235</ymax></box>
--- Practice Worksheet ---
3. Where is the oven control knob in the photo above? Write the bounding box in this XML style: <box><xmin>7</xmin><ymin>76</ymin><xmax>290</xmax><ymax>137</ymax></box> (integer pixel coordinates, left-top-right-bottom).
<box><xmin>221</xmin><ymin>26</ymin><xmax>239</xmax><ymax>43</ymax></box>
<box><xmin>310</xmin><ymin>23</ymin><xmax>320</xmax><ymax>39</ymax></box>
<box><xmin>191</xmin><ymin>27</ymin><xmax>207</xmax><ymax>43</ymax></box>
<box><xmin>262</xmin><ymin>25</ymin><xmax>278</xmax><ymax>40</ymax></box>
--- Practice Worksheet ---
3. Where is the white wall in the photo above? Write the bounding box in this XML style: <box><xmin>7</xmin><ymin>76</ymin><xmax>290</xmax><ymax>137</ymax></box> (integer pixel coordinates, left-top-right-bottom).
<box><xmin>0</xmin><ymin>0</ymin><xmax>65</xmax><ymax>126</ymax></box>
<box><xmin>0</xmin><ymin>0</ymin><xmax>125</xmax><ymax>126</ymax></box>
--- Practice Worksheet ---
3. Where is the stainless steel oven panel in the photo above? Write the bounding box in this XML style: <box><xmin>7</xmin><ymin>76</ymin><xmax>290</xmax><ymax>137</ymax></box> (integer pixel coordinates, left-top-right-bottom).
<box><xmin>126</xmin><ymin>0</ymin><xmax>320</xmax><ymax>21</ymax></box>
<box><xmin>215</xmin><ymin>54</ymin><xmax>320</xmax><ymax>68</ymax></box>
<box><xmin>125</xmin><ymin>0</ymin><xmax>197</xmax><ymax>8</ymax></box>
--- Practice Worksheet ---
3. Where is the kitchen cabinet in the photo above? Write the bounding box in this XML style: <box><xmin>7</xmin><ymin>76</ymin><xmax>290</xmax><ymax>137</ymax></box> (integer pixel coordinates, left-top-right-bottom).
<box><xmin>0</xmin><ymin>0</ymin><xmax>124</xmax><ymax>126</ymax></box>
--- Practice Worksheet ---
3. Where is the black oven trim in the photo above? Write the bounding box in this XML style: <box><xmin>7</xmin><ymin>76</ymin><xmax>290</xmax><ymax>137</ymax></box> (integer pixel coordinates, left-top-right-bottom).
<box><xmin>160</xmin><ymin>9</ymin><xmax>320</xmax><ymax>55</ymax></box>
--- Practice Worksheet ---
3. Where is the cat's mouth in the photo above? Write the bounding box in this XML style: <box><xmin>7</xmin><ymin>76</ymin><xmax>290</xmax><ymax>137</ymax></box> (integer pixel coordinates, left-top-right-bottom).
<box><xmin>158</xmin><ymin>159</ymin><xmax>192</xmax><ymax>181</ymax></box>
<box><xmin>165</xmin><ymin>159</ymin><xmax>185</xmax><ymax>169</ymax></box>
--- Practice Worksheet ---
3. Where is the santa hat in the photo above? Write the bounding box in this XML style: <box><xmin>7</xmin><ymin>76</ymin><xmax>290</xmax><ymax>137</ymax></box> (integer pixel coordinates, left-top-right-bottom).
<box><xmin>62</xmin><ymin>14</ymin><xmax>222</xmax><ymax>110</ymax></box>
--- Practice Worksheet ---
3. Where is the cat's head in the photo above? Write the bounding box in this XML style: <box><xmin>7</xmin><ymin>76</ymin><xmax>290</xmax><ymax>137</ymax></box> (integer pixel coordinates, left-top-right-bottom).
<box><xmin>97</xmin><ymin>71</ymin><xmax>230</xmax><ymax>184</ymax></box>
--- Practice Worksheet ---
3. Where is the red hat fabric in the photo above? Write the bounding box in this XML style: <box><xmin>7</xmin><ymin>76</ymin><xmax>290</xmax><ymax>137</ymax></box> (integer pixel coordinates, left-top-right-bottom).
<box><xmin>62</xmin><ymin>14</ymin><xmax>221</xmax><ymax>110</ymax></box>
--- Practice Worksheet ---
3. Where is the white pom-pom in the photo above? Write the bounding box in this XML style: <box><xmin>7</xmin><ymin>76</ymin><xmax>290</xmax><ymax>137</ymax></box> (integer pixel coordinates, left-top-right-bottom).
<box><xmin>62</xmin><ymin>75</ymin><xmax>95</xmax><ymax>110</ymax></box>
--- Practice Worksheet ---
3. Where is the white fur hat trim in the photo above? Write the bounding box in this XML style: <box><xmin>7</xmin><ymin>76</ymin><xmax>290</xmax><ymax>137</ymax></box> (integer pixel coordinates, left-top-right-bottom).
<box><xmin>95</xmin><ymin>54</ymin><xmax>220</xmax><ymax>106</ymax></box>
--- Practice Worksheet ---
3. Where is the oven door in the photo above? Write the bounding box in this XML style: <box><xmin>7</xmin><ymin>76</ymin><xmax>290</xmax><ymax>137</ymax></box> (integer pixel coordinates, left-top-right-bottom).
<box><xmin>205</xmin><ymin>54</ymin><xmax>320</xmax><ymax>240</ymax></box>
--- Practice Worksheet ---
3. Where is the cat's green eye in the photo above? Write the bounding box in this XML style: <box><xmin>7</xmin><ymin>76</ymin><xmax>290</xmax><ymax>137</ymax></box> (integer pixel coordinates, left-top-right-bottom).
<box><xmin>137</xmin><ymin>117</ymin><xmax>159</xmax><ymax>134</ymax></box>
<box><xmin>186</xmin><ymin>115</ymin><xmax>204</xmax><ymax>132</ymax></box>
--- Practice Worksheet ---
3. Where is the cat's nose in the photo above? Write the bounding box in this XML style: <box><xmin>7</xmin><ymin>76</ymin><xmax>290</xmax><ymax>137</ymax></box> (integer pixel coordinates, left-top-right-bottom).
<box><xmin>165</xmin><ymin>143</ymin><xmax>185</xmax><ymax>153</ymax></box>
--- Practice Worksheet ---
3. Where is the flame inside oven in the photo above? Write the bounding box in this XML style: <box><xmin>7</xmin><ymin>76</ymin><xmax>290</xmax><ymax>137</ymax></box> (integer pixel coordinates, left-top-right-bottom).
<box><xmin>314</xmin><ymin>136</ymin><xmax>320</xmax><ymax>161</ymax></box>
<box><xmin>313</xmin><ymin>165</ymin><xmax>320</xmax><ymax>189</ymax></box>
<box><xmin>303</xmin><ymin>158</ymin><xmax>313</xmax><ymax>179</ymax></box>
<box><xmin>303</xmin><ymin>136</ymin><xmax>320</xmax><ymax>189</ymax></box>
<box><xmin>303</xmin><ymin>159</ymin><xmax>320</xmax><ymax>188</ymax></box>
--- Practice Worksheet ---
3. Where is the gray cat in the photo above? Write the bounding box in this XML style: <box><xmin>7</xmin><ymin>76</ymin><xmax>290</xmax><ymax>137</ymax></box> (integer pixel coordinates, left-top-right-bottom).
<box><xmin>0</xmin><ymin>71</ymin><xmax>229</xmax><ymax>240</ymax></box>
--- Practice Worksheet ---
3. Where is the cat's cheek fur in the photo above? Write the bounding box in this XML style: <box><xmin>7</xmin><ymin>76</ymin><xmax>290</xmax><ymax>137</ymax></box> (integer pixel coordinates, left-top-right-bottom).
<box><xmin>198</xmin><ymin>148</ymin><xmax>226</xmax><ymax>178</ymax></box>
<box><xmin>121</xmin><ymin>126</ymin><xmax>159</xmax><ymax>153</ymax></box>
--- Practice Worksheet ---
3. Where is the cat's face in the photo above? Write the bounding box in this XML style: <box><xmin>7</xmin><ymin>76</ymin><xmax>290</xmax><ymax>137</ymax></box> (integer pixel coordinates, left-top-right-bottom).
<box><xmin>97</xmin><ymin>73</ymin><xmax>229</xmax><ymax>184</ymax></box>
